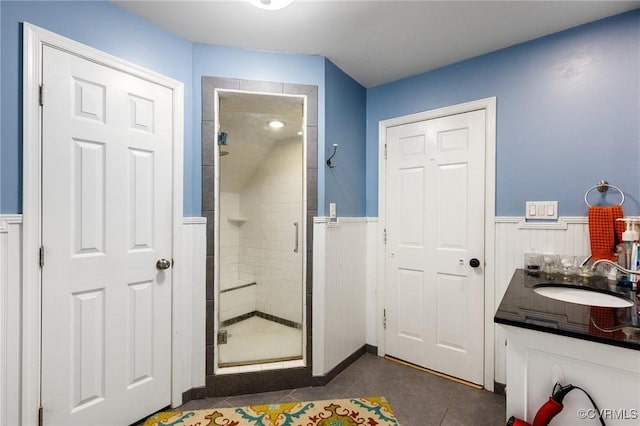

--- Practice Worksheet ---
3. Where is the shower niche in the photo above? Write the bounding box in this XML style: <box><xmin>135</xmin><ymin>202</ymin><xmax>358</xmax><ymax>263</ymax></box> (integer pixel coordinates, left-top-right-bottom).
<box><xmin>202</xmin><ymin>77</ymin><xmax>317</xmax><ymax>394</ymax></box>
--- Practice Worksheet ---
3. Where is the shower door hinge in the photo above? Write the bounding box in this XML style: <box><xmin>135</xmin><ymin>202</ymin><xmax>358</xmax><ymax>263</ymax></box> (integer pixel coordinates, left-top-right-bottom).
<box><xmin>383</xmin><ymin>309</ymin><xmax>387</xmax><ymax>330</ymax></box>
<box><xmin>39</xmin><ymin>84</ymin><xmax>44</xmax><ymax>107</ymax></box>
<box><xmin>218</xmin><ymin>131</ymin><xmax>228</xmax><ymax>146</ymax></box>
<box><xmin>217</xmin><ymin>330</ymin><xmax>228</xmax><ymax>345</ymax></box>
<box><xmin>39</xmin><ymin>246</ymin><xmax>45</xmax><ymax>268</ymax></box>
<box><xmin>38</xmin><ymin>406</ymin><xmax>43</xmax><ymax>426</ymax></box>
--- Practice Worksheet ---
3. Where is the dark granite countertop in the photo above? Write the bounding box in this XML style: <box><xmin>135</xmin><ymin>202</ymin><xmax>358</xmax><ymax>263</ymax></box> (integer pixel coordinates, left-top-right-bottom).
<box><xmin>494</xmin><ymin>269</ymin><xmax>640</xmax><ymax>350</ymax></box>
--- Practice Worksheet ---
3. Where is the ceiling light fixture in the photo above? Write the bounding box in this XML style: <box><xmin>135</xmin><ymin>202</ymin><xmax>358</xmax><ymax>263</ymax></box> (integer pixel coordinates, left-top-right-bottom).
<box><xmin>267</xmin><ymin>120</ymin><xmax>286</xmax><ymax>129</ymax></box>
<box><xmin>248</xmin><ymin>0</ymin><xmax>295</xmax><ymax>11</ymax></box>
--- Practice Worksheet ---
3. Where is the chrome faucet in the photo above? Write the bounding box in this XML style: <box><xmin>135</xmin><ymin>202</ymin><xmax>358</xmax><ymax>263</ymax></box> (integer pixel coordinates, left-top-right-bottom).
<box><xmin>590</xmin><ymin>259</ymin><xmax>640</xmax><ymax>276</ymax></box>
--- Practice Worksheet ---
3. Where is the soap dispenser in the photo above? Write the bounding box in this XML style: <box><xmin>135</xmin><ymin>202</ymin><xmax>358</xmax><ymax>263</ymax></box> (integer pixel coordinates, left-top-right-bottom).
<box><xmin>617</xmin><ymin>217</ymin><xmax>640</xmax><ymax>287</ymax></box>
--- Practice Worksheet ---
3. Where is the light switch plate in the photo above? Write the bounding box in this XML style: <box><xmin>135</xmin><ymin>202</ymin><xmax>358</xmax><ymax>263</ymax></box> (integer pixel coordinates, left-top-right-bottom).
<box><xmin>329</xmin><ymin>203</ymin><xmax>337</xmax><ymax>219</ymax></box>
<box><xmin>526</xmin><ymin>201</ymin><xmax>558</xmax><ymax>220</ymax></box>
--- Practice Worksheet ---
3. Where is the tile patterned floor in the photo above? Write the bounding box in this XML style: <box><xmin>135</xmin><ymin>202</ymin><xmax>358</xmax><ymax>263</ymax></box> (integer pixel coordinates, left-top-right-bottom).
<box><xmin>176</xmin><ymin>353</ymin><xmax>506</xmax><ymax>425</ymax></box>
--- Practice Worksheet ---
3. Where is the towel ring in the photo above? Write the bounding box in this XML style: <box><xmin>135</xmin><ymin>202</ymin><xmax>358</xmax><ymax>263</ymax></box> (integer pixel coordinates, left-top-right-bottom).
<box><xmin>584</xmin><ymin>180</ymin><xmax>625</xmax><ymax>207</ymax></box>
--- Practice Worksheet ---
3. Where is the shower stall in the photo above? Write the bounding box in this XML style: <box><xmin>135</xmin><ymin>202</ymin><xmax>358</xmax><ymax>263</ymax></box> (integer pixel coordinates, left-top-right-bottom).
<box><xmin>215</xmin><ymin>91</ymin><xmax>306</xmax><ymax>370</ymax></box>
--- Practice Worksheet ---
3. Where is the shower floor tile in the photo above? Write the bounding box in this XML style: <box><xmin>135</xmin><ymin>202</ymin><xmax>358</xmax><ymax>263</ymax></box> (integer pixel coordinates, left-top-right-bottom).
<box><xmin>218</xmin><ymin>316</ymin><xmax>302</xmax><ymax>366</ymax></box>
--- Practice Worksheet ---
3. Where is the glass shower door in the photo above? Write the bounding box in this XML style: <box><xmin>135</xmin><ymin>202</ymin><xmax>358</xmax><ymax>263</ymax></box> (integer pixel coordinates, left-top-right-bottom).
<box><xmin>216</xmin><ymin>91</ymin><xmax>305</xmax><ymax>368</ymax></box>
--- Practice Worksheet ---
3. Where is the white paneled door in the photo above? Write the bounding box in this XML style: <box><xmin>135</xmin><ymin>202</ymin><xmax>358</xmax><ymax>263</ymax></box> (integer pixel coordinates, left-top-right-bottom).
<box><xmin>385</xmin><ymin>110</ymin><xmax>486</xmax><ymax>385</ymax></box>
<box><xmin>41</xmin><ymin>45</ymin><xmax>173</xmax><ymax>425</ymax></box>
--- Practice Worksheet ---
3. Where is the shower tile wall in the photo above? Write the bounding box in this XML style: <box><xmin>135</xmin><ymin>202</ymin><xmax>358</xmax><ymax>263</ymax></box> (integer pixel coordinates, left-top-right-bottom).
<box><xmin>219</xmin><ymin>192</ymin><xmax>256</xmax><ymax>322</ymax></box>
<box><xmin>239</xmin><ymin>139</ymin><xmax>303</xmax><ymax>325</ymax></box>
<box><xmin>220</xmin><ymin>192</ymin><xmax>241</xmax><ymax>286</ymax></box>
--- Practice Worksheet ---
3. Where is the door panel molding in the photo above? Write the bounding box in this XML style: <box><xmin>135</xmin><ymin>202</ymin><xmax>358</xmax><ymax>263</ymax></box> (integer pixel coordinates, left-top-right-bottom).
<box><xmin>377</xmin><ymin>97</ymin><xmax>496</xmax><ymax>390</ymax></box>
<box><xmin>22</xmin><ymin>23</ymin><xmax>184</xmax><ymax>425</ymax></box>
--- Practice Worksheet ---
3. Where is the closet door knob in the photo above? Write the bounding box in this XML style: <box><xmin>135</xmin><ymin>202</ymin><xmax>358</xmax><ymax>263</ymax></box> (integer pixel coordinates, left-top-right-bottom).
<box><xmin>156</xmin><ymin>258</ymin><xmax>171</xmax><ymax>270</ymax></box>
<box><xmin>470</xmin><ymin>258</ymin><xmax>481</xmax><ymax>268</ymax></box>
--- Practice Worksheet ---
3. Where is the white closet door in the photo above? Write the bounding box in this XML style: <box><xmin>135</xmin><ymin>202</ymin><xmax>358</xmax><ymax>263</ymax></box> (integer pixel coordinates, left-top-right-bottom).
<box><xmin>385</xmin><ymin>110</ymin><xmax>486</xmax><ymax>385</ymax></box>
<box><xmin>41</xmin><ymin>45</ymin><xmax>173</xmax><ymax>425</ymax></box>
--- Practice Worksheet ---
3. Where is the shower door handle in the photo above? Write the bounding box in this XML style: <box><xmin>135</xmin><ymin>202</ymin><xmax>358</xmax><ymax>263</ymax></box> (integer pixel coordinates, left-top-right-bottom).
<box><xmin>293</xmin><ymin>222</ymin><xmax>299</xmax><ymax>253</ymax></box>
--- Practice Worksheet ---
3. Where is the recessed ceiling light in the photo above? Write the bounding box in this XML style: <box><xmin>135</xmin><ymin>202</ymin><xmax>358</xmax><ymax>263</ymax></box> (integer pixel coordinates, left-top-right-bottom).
<box><xmin>248</xmin><ymin>0</ymin><xmax>295</xmax><ymax>11</ymax></box>
<box><xmin>267</xmin><ymin>120</ymin><xmax>285</xmax><ymax>129</ymax></box>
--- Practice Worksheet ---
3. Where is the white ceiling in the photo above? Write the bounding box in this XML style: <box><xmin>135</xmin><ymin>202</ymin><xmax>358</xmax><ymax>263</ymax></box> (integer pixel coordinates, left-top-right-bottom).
<box><xmin>114</xmin><ymin>0</ymin><xmax>640</xmax><ymax>88</ymax></box>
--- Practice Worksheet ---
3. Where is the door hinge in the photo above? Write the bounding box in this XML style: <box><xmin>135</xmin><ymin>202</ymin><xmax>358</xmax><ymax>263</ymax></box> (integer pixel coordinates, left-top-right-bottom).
<box><xmin>383</xmin><ymin>228</ymin><xmax>387</xmax><ymax>245</ymax></box>
<box><xmin>383</xmin><ymin>309</ymin><xmax>387</xmax><ymax>330</ymax></box>
<box><xmin>384</xmin><ymin>144</ymin><xmax>387</xmax><ymax>160</ymax></box>
<box><xmin>39</xmin><ymin>246</ymin><xmax>45</xmax><ymax>268</ymax></box>
<box><xmin>39</xmin><ymin>84</ymin><xmax>44</xmax><ymax>107</ymax></box>
<box><xmin>38</xmin><ymin>406</ymin><xmax>43</xmax><ymax>426</ymax></box>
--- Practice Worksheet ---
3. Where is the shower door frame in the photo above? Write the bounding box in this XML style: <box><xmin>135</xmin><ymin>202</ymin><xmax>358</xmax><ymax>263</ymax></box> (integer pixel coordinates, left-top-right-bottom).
<box><xmin>202</xmin><ymin>77</ymin><xmax>318</xmax><ymax>396</ymax></box>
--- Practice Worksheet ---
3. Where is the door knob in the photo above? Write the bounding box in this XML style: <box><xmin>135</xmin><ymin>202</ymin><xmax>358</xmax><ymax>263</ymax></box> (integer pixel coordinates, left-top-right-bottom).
<box><xmin>469</xmin><ymin>258</ymin><xmax>481</xmax><ymax>268</ymax></box>
<box><xmin>156</xmin><ymin>258</ymin><xmax>171</xmax><ymax>270</ymax></box>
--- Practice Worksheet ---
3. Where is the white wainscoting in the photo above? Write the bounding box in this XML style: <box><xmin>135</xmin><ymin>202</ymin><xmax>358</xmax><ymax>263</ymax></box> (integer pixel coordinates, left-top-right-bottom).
<box><xmin>313</xmin><ymin>217</ymin><xmax>368</xmax><ymax>376</ymax></box>
<box><xmin>0</xmin><ymin>215</ymin><xmax>23</xmax><ymax>426</ymax></box>
<box><xmin>365</xmin><ymin>218</ymin><xmax>379</xmax><ymax>347</ymax></box>
<box><xmin>493</xmin><ymin>217</ymin><xmax>590</xmax><ymax>384</ymax></box>
<box><xmin>0</xmin><ymin>215</ymin><xmax>206</xmax><ymax>423</ymax></box>
<box><xmin>1</xmin><ymin>213</ymin><xmax>590</xmax><ymax>408</ymax></box>
<box><xmin>181</xmin><ymin>218</ymin><xmax>207</xmax><ymax>392</ymax></box>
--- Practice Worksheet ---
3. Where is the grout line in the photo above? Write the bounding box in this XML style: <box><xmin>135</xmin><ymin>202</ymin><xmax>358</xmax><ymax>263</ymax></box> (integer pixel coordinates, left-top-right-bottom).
<box><xmin>439</xmin><ymin>406</ymin><xmax>450</xmax><ymax>426</ymax></box>
<box><xmin>440</xmin><ymin>388</ymin><xmax>458</xmax><ymax>426</ymax></box>
<box><xmin>220</xmin><ymin>281</ymin><xmax>257</xmax><ymax>293</ymax></box>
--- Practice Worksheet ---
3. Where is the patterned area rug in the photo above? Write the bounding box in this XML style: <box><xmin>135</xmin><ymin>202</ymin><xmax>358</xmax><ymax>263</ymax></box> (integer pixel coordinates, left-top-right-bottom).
<box><xmin>143</xmin><ymin>396</ymin><xmax>399</xmax><ymax>426</ymax></box>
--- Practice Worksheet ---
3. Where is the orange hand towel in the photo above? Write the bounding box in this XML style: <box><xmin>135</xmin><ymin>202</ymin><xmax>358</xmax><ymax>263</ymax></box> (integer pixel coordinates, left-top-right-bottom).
<box><xmin>588</xmin><ymin>204</ymin><xmax>625</xmax><ymax>339</ymax></box>
<box><xmin>588</xmin><ymin>205</ymin><xmax>624</xmax><ymax>261</ymax></box>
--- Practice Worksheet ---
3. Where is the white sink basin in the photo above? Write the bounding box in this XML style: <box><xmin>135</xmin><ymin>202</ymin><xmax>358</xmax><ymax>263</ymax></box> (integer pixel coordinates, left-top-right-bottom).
<box><xmin>533</xmin><ymin>285</ymin><xmax>634</xmax><ymax>308</ymax></box>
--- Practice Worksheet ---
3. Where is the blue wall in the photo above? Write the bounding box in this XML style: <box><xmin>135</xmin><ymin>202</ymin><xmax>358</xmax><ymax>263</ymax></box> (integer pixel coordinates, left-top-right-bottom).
<box><xmin>324</xmin><ymin>59</ymin><xmax>366</xmax><ymax>217</ymax></box>
<box><xmin>0</xmin><ymin>1</ymin><xmax>331</xmax><ymax>217</ymax></box>
<box><xmin>366</xmin><ymin>10</ymin><xmax>640</xmax><ymax>217</ymax></box>
<box><xmin>2</xmin><ymin>2</ymin><xmax>638</xmax><ymax>220</ymax></box>
<box><xmin>191</xmin><ymin>43</ymin><xmax>326</xmax><ymax>215</ymax></box>
<box><xmin>0</xmin><ymin>0</ymin><xmax>193</xmax><ymax>214</ymax></box>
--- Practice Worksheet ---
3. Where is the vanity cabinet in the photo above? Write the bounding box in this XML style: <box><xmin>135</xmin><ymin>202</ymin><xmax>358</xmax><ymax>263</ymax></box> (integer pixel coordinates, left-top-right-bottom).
<box><xmin>495</xmin><ymin>270</ymin><xmax>640</xmax><ymax>425</ymax></box>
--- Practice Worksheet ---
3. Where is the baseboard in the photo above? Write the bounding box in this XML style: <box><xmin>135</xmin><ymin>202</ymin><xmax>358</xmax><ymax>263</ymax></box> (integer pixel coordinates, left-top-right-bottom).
<box><xmin>182</xmin><ymin>386</ymin><xmax>206</xmax><ymax>404</ymax></box>
<box><xmin>365</xmin><ymin>344</ymin><xmax>377</xmax><ymax>355</ymax></box>
<box><xmin>494</xmin><ymin>381</ymin><xmax>506</xmax><ymax>396</ymax></box>
<box><xmin>207</xmin><ymin>366</ymin><xmax>312</xmax><ymax>397</ymax></box>
<box><xmin>312</xmin><ymin>345</ymin><xmax>367</xmax><ymax>387</ymax></box>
